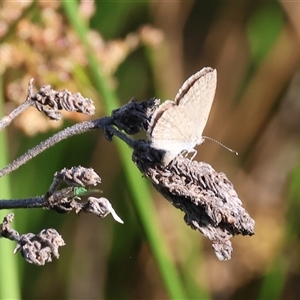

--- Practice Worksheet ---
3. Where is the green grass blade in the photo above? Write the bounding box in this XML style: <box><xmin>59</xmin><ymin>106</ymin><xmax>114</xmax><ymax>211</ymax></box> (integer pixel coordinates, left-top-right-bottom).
<box><xmin>62</xmin><ymin>1</ymin><xmax>187</xmax><ymax>298</ymax></box>
<box><xmin>0</xmin><ymin>75</ymin><xmax>21</xmax><ymax>300</ymax></box>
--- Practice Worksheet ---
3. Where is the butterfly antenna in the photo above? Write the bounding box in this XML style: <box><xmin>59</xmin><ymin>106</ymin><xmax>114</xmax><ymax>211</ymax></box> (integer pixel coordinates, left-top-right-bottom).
<box><xmin>203</xmin><ymin>136</ymin><xmax>238</xmax><ymax>155</ymax></box>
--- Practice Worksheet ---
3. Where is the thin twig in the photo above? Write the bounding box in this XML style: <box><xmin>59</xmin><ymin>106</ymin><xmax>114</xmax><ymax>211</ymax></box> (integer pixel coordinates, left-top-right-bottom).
<box><xmin>0</xmin><ymin>79</ymin><xmax>34</xmax><ymax>130</ymax></box>
<box><xmin>106</xmin><ymin>125</ymin><xmax>136</xmax><ymax>147</ymax></box>
<box><xmin>0</xmin><ymin>166</ymin><xmax>123</xmax><ymax>226</ymax></box>
<box><xmin>0</xmin><ymin>113</ymin><xmax>139</xmax><ymax>178</ymax></box>
<box><xmin>0</xmin><ymin>120</ymin><xmax>98</xmax><ymax>178</ymax></box>
<box><xmin>0</xmin><ymin>197</ymin><xmax>45</xmax><ymax>209</ymax></box>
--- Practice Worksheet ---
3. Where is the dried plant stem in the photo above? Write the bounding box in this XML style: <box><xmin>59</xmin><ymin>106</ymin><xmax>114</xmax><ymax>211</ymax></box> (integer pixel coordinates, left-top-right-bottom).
<box><xmin>0</xmin><ymin>101</ymin><xmax>31</xmax><ymax>130</ymax></box>
<box><xmin>0</xmin><ymin>197</ymin><xmax>45</xmax><ymax>209</ymax></box>
<box><xmin>0</xmin><ymin>120</ymin><xmax>97</xmax><ymax>178</ymax></box>
<box><xmin>0</xmin><ymin>97</ymin><xmax>139</xmax><ymax>178</ymax></box>
<box><xmin>106</xmin><ymin>125</ymin><xmax>136</xmax><ymax>147</ymax></box>
<box><xmin>0</xmin><ymin>109</ymin><xmax>137</xmax><ymax>179</ymax></box>
<box><xmin>0</xmin><ymin>79</ymin><xmax>34</xmax><ymax>130</ymax></box>
<box><xmin>0</xmin><ymin>166</ymin><xmax>123</xmax><ymax>225</ymax></box>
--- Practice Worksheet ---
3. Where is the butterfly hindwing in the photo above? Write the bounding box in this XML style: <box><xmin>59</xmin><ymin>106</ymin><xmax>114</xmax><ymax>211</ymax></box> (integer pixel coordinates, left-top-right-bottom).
<box><xmin>150</xmin><ymin>105</ymin><xmax>197</xmax><ymax>164</ymax></box>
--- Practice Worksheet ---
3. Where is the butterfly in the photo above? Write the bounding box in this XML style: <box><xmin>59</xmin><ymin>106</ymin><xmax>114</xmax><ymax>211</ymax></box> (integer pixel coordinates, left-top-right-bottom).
<box><xmin>147</xmin><ymin>67</ymin><xmax>217</xmax><ymax>166</ymax></box>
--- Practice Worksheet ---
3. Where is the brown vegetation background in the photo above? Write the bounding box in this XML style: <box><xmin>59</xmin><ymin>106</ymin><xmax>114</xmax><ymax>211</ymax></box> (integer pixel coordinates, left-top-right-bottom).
<box><xmin>1</xmin><ymin>1</ymin><xmax>300</xmax><ymax>299</ymax></box>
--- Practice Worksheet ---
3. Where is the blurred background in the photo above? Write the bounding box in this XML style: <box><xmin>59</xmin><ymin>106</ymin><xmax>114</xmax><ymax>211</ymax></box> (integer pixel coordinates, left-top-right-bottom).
<box><xmin>0</xmin><ymin>1</ymin><xmax>300</xmax><ymax>299</ymax></box>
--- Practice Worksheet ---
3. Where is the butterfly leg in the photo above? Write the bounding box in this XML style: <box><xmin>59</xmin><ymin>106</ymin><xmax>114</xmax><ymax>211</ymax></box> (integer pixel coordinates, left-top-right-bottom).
<box><xmin>189</xmin><ymin>149</ymin><xmax>197</xmax><ymax>161</ymax></box>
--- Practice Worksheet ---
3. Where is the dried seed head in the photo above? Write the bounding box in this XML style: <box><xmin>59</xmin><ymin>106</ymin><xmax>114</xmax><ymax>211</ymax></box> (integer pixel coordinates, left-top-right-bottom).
<box><xmin>133</xmin><ymin>141</ymin><xmax>255</xmax><ymax>260</ymax></box>
<box><xmin>82</xmin><ymin>197</ymin><xmax>124</xmax><ymax>223</ymax></box>
<box><xmin>14</xmin><ymin>229</ymin><xmax>65</xmax><ymax>266</ymax></box>
<box><xmin>111</xmin><ymin>97</ymin><xmax>160</xmax><ymax>135</ymax></box>
<box><xmin>0</xmin><ymin>213</ymin><xmax>20</xmax><ymax>240</ymax></box>
<box><xmin>31</xmin><ymin>84</ymin><xmax>95</xmax><ymax>120</ymax></box>
<box><xmin>55</xmin><ymin>166</ymin><xmax>101</xmax><ymax>187</ymax></box>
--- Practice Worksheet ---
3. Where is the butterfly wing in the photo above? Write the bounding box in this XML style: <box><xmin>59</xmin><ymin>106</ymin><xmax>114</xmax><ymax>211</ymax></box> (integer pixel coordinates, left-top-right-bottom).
<box><xmin>148</xmin><ymin>103</ymin><xmax>197</xmax><ymax>165</ymax></box>
<box><xmin>175</xmin><ymin>67</ymin><xmax>217</xmax><ymax>141</ymax></box>
<box><xmin>147</xmin><ymin>67</ymin><xmax>217</xmax><ymax>165</ymax></box>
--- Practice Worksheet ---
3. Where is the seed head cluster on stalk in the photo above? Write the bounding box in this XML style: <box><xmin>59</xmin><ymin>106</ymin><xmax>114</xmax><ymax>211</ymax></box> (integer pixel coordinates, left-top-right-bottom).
<box><xmin>0</xmin><ymin>78</ymin><xmax>255</xmax><ymax>265</ymax></box>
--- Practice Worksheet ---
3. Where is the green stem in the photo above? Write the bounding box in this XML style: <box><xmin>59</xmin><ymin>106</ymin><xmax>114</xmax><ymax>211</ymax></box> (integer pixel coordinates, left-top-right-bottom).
<box><xmin>62</xmin><ymin>1</ymin><xmax>187</xmax><ymax>298</ymax></box>
<box><xmin>0</xmin><ymin>74</ymin><xmax>21</xmax><ymax>300</ymax></box>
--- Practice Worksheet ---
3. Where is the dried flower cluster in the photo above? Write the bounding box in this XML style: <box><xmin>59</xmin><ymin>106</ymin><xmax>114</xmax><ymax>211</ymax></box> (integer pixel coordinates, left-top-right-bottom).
<box><xmin>0</xmin><ymin>166</ymin><xmax>123</xmax><ymax>265</ymax></box>
<box><xmin>0</xmin><ymin>213</ymin><xmax>65</xmax><ymax>266</ymax></box>
<box><xmin>0</xmin><ymin>0</ymin><xmax>164</xmax><ymax>135</ymax></box>
<box><xmin>110</xmin><ymin>98</ymin><xmax>255</xmax><ymax>260</ymax></box>
<box><xmin>133</xmin><ymin>147</ymin><xmax>254</xmax><ymax>260</ymax></box>
<box><xmin>31</xmin><ymin>83</ymin><xmax>95</xmax><ymax>120</ymax></box>
<box><xmin>46</xmin><ymin>166</ymin><xmax>122</xmax><ymax>224</ymax></box>
<box><xmin>111</xmin><ymin>97</ymin><xmax>159</xmax><ymax>135</ymax></box>
<box><xmin>0</xmin><ymin>79</ymin><xmax>96</xmax><ymax>131</ymax></box>
<box><xmin>54</xmin><ymin>166</ymin><xmax>101</xmax><ymax>187</ymax></box>
<box><xmin>0</xmin><ymin>78</ymin><xmax>255</xmax><ymax>262</ymax></box>
<box><xmin>73</xmin><ymin>196</ymin><xmax>124</xmax><ymax>224</ymax></box>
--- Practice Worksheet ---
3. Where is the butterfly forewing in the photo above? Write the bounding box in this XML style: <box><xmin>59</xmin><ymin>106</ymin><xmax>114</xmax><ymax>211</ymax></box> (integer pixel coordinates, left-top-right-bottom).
<box><xmin>175</xmin><ymin>67</ymin><xmax>217</xmax><ymax>136</ymax></box>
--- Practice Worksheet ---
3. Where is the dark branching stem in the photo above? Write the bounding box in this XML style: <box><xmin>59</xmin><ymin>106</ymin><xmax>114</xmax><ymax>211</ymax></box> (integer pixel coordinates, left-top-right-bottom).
<box><xmin>105</xmin><ymin>125</ymin><xmax>136</xmax><ymax>148</ymax></box>
<box><xmin>0</xmin><ymin>88</ymin><xmax>156</xmax><ymax>178</ymax></box>
<box><xmin>0</xmin><ymin>84</ymin><xmax>255</xmax><ymax>261</ymax></box>
<box><xmin>0</xmin><ymin>79</ymin><xmax>34</xmax><ymax>130</ymax></box>
<box><xmin>0</xmin><ymin>197</ymin><xmax>45</xmax><ymax>209</ymax></box>
<box><xmin>0</xmin><ymin>166</ymin><xmax>123</xmax><ymax>226</ymax></box>
<box><xmin>0</xmin><ymin>96</ymin><xmax>152</xmax><ymax>214</ymax></box>
<box><xmin>0</xmin><ymin>86</ymin><xmax>154</xmax><ymax>265</ymax></box>
<box><xmin>0</xmin><ymin>121</ymin><xmax>95</xmax><ymax>178</ymax></box>
<box><xmin>0</xmin><ymin>101</ymin><xmax>31</xmax><ymax>130</ymax></box>
<box><xmin>0</xmin><ymin>189</ymin><xmax>72</xmax><ymax>210</ymax></box>
<box><xmin>0</xmin><ymin>118</ymin><xmax>132</xmax><ymax>178</ymax></box>
<box><xmin>0</xmin><ymin>78</ymin><xmax>96</xmax><ymax>130</ymax></box>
